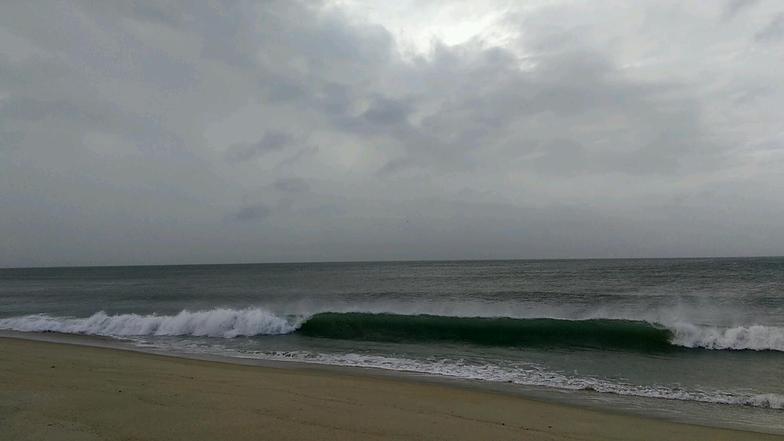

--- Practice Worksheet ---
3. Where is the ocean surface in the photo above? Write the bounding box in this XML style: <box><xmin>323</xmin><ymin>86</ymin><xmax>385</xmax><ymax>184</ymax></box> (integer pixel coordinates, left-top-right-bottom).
<box><xmin>1</xmin><ymin>258</ymin><xmax>782</xmax><ymax>433</ymax></box>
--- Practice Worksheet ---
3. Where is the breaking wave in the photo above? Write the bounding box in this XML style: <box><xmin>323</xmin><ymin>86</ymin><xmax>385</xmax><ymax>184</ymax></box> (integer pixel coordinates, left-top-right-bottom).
<box><xmin>299</xmin><ymin>313</ymin><xmax>674</xmax><ymax>351</ymax></box>
<box><xmin>0</xmin><ymin>308</ymin><xmax>297</xmax><ymax>338</ymax></box>
<box><xmin>669</xmin><ymin>322</ymin><xmax>784</xmax><ymax>351</ymax></box>
<box><xmin>1</xmin><ymin>308</ymin><xmax>783</xmax><ymax>352</ymax></box>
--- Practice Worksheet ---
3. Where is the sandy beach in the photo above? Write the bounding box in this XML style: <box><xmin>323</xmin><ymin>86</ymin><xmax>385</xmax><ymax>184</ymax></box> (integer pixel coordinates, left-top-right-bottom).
<box><xmin>0</xmin><ymin>337</ymin><xmax>778</xmax><ymax>441</ymax></box>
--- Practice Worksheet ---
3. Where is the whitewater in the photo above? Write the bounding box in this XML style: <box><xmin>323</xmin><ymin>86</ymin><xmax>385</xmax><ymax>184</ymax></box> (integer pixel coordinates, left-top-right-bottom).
<box><xmin>2</xmin><ymin>307</ymin><xmax>783</xmax><ymax>352</ymax></box>
<box><xmin>2</xmin><ymin>258</ymin><xmax>783</xmax><ymax>432</ymax></box>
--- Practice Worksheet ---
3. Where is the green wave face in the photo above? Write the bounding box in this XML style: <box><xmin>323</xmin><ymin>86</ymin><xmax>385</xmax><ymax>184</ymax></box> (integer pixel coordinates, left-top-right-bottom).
<box><xmin>297</xmin><ymin>313</ymin><xmax>675</xmax><ymax>351</ymax></box>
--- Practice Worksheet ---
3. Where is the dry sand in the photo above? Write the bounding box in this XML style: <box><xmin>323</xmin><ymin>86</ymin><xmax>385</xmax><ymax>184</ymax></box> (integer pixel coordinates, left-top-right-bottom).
<box><xmin>0</xmin><ymin>336</ymin><xmax>780</xmax><ymax>441</ymax></box>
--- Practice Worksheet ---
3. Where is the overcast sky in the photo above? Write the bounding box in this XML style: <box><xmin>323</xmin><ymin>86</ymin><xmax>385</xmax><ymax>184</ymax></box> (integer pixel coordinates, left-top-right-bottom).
<box><xmin>1</xmin><ymin>0</ymin><xmax>783</xmax><ymax>267</ymax></box>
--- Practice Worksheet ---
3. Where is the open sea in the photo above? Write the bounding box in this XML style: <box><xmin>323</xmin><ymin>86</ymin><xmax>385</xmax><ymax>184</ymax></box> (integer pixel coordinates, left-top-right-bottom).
<box><xmin>1</xmin><ymin>258</ymin><xmax>782</xmax><ymax>434</ymax></box>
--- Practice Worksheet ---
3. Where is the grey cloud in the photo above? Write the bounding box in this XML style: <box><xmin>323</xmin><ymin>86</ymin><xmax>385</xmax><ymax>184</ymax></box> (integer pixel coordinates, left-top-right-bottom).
<box><xmin>274</xmin><ymin>177</ymin><xmax>310</xmax><ymax>193</ymax></box>
<box><xmin>377</xmin><ymin>157</ymin><xmax>417</xmax><ymax>175</ymax></box>
<box><xmin>226</xmin><ymin>131</ymin><xmax>294</xmax><ymax>162</ymax></box>
<box><xmin>723</xmin><ymin>0</ymin><xmax>759</xmax><ymax>20</ymax></box>
<box><xmin>0</xmin><ymin>130</ymin><xmax>23</xmax><ymax>150</ymax></box>
<box><xmin>371</xmin><ymin>45</ymin><xmax>717</xmax><ymax>176</ymax></box>
<box><xmin>362</xmin><ymin>97</ymin><xmax>412</xmax><ymax>125</ymax></box>
<box><xmin>0</xmin><ymin>95</ymin><xmax>186</xmax><ymax>155</ymax></box>
<box><xmin>279</xmin><ymin>145</ymin><xmax>320</xmax><ymax>168</ymax></box>
<box><xmin>755</xmin><ymin>13</ymin><xmax>784</xmax><ymax>41</ymax></box>
<box><xmin>531</xmin><ymin>139</ymin><xmax>588</xmax><ymax>176</ymax></box>
<box><xmin>1</xmin><ymin>0</ymin><xmax>783</xmax><ymax>266</ymax></box>
<box><xmin>232</xmin><ymin>204</ymin><xmax>272</xmax><ymax>222</ymax></box>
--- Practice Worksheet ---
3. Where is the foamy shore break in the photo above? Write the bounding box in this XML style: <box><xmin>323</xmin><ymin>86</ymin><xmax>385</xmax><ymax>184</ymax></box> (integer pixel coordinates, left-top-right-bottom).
<box><xmin>1</xmin><ymin>336</ymin><xmax>781</xmax><ymax>441</ymax></box>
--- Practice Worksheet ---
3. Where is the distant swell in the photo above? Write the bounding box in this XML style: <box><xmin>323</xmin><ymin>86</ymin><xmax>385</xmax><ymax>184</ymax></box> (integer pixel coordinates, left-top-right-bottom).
<box><xmin>1</xmin><ymin>309</ymin><xmax>783</xmax><ymax>352</ymax></box>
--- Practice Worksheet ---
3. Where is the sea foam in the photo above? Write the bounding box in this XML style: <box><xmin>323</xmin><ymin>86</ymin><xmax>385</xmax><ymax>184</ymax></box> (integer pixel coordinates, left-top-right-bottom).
<box><xmin>169</xmin><ymin>346</ymin><xmax>784</xmax><ymax>410</ymax></box>
<box><xmin>669</xmin><ymin>322</ymin><xmax>784</xmax><ymax>351</ymax></box>
<box><xmin>0</xmin><ymin>308</ymin><xmax>297</xmax><ymax>338</ymax></box>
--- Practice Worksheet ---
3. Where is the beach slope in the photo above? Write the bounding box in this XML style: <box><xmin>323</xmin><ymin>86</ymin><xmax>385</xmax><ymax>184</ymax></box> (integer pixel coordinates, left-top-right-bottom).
<box><xmin>0</xmin><ymin>337</ymin><xmax>779</xmax><ymax>441</ymax></box>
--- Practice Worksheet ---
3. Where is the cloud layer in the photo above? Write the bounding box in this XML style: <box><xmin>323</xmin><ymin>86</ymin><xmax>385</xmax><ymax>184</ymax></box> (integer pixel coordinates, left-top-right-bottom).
<box><xmin>1</xmin><ymin>0</ymin><xmax>783</xmax><ymax>266</ymax></box>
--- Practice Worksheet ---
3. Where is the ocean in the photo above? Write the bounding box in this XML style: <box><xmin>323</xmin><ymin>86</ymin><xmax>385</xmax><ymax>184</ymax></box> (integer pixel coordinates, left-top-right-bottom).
<box><xmin>1</xmin><ymin>258</ymin><xmax>782</xmax><ymax>433</ymax></box>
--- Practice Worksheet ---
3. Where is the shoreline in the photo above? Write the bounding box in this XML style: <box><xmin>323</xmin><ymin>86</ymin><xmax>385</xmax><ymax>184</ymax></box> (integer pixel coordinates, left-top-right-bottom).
<box><xmin>3</xmin><ymin>330</ymin><xmax>783</xmax><ymax>433</ymax></box>
<box><xmin>1</xmin><ymin>335</ymin><xmax>781</xmax><ymax>440</ymax></box>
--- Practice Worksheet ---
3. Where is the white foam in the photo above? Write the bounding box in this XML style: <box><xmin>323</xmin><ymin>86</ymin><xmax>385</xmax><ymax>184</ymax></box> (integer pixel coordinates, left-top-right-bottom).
<box><xmin>668</xmin><ymin>323</ymin><xmax>784</xmax><ymax>352</ymax></box>
<box><xmin>0</xmin><ymin>308</ymin><xmax>298</xmax><ymax>338</ymax></box>
<box><xmin>168</xmin><ymin>345</ymin><xmax>784</xmax><ymax>410</ymax></box>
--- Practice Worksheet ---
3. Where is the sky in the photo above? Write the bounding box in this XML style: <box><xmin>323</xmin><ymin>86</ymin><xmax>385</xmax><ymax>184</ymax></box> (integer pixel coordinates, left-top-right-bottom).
<box><xmin>1</xmin><ymin>0</ymin><xmax>783</xmax><ymax>267</ymax></box>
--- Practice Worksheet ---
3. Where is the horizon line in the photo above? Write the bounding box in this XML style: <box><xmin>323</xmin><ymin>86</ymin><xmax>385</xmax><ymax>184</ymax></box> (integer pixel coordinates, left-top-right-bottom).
<box><xmin>2</xmin><ymin>254</ymin><xmax>782</xmax><ymax>271</ymax></box>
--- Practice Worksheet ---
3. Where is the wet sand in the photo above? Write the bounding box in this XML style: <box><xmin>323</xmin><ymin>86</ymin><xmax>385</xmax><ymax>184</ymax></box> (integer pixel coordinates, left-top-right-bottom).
<box><xmin>0</xmin><ymin>336</ymin><xmax>780</xmax><ymax>441</ymax></box>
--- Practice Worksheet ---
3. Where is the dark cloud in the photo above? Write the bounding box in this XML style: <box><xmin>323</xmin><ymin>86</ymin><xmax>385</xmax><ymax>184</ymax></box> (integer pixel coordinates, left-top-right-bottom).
<box><xmin>1</xmin><ymin>0</ymin><xmax>782</xmax><ymax>266</ymax></box>
<box><xmin>232</xmin><ymin>204</ymin><xmax>272</xmax><ymax>222</ymax></box>
<box><xmin>362</xmin><ymin>97</ymin><xmax>412</xmax><ymax>125</ymax></box>
<box><xmin>226</xmin><ymin>131</ymin><xmax>295</xmax><ymax>162</ymax></box>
